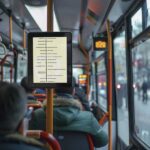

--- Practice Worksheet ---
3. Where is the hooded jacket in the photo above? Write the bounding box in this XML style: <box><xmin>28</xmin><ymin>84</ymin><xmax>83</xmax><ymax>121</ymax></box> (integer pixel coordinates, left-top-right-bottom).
<box><xmin>29</xmin><ymin>94</ymin><xmax>108</xmax><ymax>147</ymax></box>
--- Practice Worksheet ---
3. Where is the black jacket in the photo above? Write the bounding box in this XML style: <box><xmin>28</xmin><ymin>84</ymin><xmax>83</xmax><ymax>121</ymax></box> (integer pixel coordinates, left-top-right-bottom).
<box><xmin>74</xmin><ymin>87</ymin><xmax>90</xmax><ymax>111</ymax></box>
<box><xmin>0</xmin><ymin>133</ymin><xmax>47</xmax><ymax>150</ymax></box>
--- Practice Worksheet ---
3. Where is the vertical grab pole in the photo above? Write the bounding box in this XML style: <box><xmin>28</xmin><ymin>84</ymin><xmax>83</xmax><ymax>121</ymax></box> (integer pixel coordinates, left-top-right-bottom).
<box><xmin>9</xmin><ymin>14</ymin><xmax>13</xmax><ymax>45</ymax></box>
<box><xmin>106</xmin><ymin>20</ymin><xmax>113</xmax><ymax>150</ymax></box>
<box><xmin>9</xmin><ymin>13</ymin><xmax>13</xmax><ymax>83</ymax></box>
<box><xmin>23</xmin><ymin>24</ymin><xmax>26</xmax><ymax>49</ymax></box>
<box><xmin>46</xmin><ymin>0</ymin><xmax>54</xmax><ymax>135</ymax></box>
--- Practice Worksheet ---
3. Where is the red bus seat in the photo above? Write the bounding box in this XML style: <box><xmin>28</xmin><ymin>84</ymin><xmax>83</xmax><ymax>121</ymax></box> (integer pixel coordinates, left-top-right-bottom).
<box><xmin>33</xmin><ymin>94</ymin><xmax>46</xmax><ymax>102</ymax></box>
<box><xmin>27</xmin><ymin>130</ymin><xmax>61</xmax><ymax>150</ymax></box>
<box><xmin>27</xmin><ymin>103</ymin><xmax>42</xmax><ymax>109</ymax></box>
<box><xmin>54</xmin><ymin>131</ymin><xmax>94</xmax><ymax>150</ymax></box>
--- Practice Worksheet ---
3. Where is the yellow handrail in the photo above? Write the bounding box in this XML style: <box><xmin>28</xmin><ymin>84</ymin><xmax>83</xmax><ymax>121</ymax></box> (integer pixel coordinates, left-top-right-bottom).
<box><xmin>106</xmin><ymin>19</ymin><xmax>113</xmax><ymax>150</ymax></box>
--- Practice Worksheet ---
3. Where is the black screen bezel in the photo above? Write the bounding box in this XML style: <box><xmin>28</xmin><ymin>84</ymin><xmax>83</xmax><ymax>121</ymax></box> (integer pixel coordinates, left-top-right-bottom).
<box><xmin>28</xmin><ymin>32</ymin><xmax>72</xmax><ymax>88</ymax></box>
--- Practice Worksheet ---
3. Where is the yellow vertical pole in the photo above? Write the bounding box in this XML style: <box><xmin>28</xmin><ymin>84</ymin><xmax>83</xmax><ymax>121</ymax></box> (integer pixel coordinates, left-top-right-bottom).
<box><xmin>46</xmin><ymin>0</ymin><xmax>54</xmax><ymax>135</ymax></box>
<box><xmin>106</xmin><ymin>20</ymin><xmax>113</xmax><ymax>150</ymax></box>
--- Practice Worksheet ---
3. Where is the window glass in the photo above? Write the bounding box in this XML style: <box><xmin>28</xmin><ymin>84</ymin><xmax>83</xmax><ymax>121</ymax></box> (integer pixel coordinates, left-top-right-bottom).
<box><xmin>132</xmin><ymin>38</ymin><xmax>150</xmax><ymax>147</ymax></box>
<box><xmin>89</xmin><ymin>63</ymin><xmax>96</xmax><ymax>101</ymax></box>
<box><xmin>0</xmin><ymin>51</ymin><xmax>14</xmax><ymax>82</ymax></box>
<box><xmin>146</xmin><ymin>0</ymin><xmax>150</xmax><ymax>27</ymax></box>
<box><xmin>114</xmin><ymin>31</ymin><xmax>129</xmax><ymax>146</ymax></box>
<box><xmin>131</xmin><ymin>9</ymin><xmax>143</xmax><ymax>38</ymax></box>
<box><xmin>96</xmin><ymin>57</ymin><xmax>107</xmax><ymax>111</ymax></box>
<box><xmin>3</xmin><ymin>66</ymin><xmax>14</xmax><ymax>82</ymax></box>
<box><xmin>73</xmin><ymin>67</ymin><xmax>83</xmax><ymax>84</ymax></box>
<box><xmin>95</xmin><ymin>51</ymin><xmax>104</xmax><ymax>58</ymax></box>
<box><xmin>17</xmin><ymin>54</ymin><xmax>27</xmax><ymax>83</ymax></box>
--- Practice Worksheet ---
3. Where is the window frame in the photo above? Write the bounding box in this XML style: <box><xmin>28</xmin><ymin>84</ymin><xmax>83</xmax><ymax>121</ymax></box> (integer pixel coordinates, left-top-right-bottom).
<box><xmin>95</xmin><ymin>53</ymin><xmax>108</xmax><ymax>112</ymax></box>
<box><xmin>125</xmin><ymin>0</ymin><xmax>150</xmax><ymax>149</ymax></box>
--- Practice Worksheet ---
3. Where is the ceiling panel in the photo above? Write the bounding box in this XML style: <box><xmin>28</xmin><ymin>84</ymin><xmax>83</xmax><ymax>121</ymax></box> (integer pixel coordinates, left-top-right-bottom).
<box><xmin>72</xmin><ymin>45</ymin><xmax>87</xmax><ymax>65</ymax></box>
<box><xmin>0</xmin><ymin>0</ymin><xmax>41</xmax><ymax>50</ymax></box>
<box><xmin>108</xmin><ymin>0</ymin><xmax>134</xmax><ymax>23</ymax></box>
<box><xmin>54</xmin><ymin>0</ymin><xmax>81</xmax><ymax>30</ymax></box>
<box><xmin>81</xmin><ymin>0</ymin><xmax>112</xmax><ymax>50</ymax></box>
<box><xmin>0</xmin><ymin>0</ymin><xmax>40</xmax><ymax>31</ymax></box>
<box><xmin>54</xmin><ymin>0</ymin><xmax>81</xmax><ymax>45</ymax></box>
<box><xmin>0</xmin><ymin>13</ymin><xmax>23</xmax><ymax>46</ymax></box>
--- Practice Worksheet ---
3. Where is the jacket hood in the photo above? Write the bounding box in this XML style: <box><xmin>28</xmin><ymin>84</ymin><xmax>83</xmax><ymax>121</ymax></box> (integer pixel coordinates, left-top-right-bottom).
<box><xmin>54</xmin><ymin>97</ymin><xmax>82</xmax><ymax>126</ymax></box>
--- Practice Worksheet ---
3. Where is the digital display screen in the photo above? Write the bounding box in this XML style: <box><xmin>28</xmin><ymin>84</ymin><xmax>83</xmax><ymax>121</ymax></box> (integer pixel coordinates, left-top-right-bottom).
<box><xmin>95</xmin><ymin>41</ymin><xmax>106</xmax><ymax>49</ymax></box>
<box><xmin>78</xmin><ymin>74</ymin><xmax>87</xmax><ymax>86</ymax></box>
<box><xmin>33</xmin><ymin>37</ymin><xmax>67</xmax><ymax>83</ymax></box>
<box><xmin>28</xmin><ymin>32</ymin><xmax>72</xmax><ymax>88</ymax></box>
<box><xmin>93</xmin><ymin>37</ymin><xmax>107</xmax><ymax>50</ymax></box>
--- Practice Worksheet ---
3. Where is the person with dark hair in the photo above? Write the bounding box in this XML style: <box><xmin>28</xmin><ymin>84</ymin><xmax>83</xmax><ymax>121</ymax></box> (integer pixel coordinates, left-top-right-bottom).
<box><xmin>142</xmin><ymin>80</ymin><xmax>148</xmax><ymax>103</ymax></box>
<box><xmin>21</xmin><ymin>77</ymin><xmax>41</xmax><ymax>105</ymax></box>
<box><xmin>21</xmin><ymin>77</ymin><xmax>33</xmax><ymax>93</ymax></box>
<box><xmin>29</xmin><ymin>85</ymin><xmax>108</xmax><ymax>148</ymax></box>
<box><xmin>90</xmin><ymin>101</ymin><xmax>103</xmax><ymax>121</ymax></box>
<box><xmin>72</xmin><ymin>77</ymin><xmax>90</xmax><ymax>111</ymax></box>
<box><xmin>0</xmin><ymin>81</ymin><xmax>47</xmax><ymax>150</ymax></box>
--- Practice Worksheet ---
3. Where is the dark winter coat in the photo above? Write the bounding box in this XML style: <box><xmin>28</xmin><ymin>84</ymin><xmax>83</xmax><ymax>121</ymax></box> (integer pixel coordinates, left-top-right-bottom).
<box><xmin>74</xmin><ymin>86</ymin><xmax>91</xmax><ymax>111</ymax></box>
<box><xmin>29</xmin><ymin>95</ymin><xmax>108</xmax><ymax>148</ymax></box>
<box><xmin>0</xmin><ymin>132</ymin><xmax>47</xmax><ymax>150</ymax></box>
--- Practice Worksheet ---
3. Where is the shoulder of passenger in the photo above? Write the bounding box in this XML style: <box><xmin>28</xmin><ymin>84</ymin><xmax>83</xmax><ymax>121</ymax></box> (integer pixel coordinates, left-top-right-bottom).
<box><xmin>5</xmin><ymin>133</ymin><xmax>45</xmax><ymax>148</ymax></box>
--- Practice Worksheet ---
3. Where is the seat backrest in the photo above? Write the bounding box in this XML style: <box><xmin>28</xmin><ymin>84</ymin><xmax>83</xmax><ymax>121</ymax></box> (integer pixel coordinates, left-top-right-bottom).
<box><xmin>27</xmin><ymin>130</ymin><xmax>61</xmax><ymax>150</ymax></box>
<box><xmin>54</xmin><ymin>131</ymin><xmax>94</xmax><ymax>150</ymax></box>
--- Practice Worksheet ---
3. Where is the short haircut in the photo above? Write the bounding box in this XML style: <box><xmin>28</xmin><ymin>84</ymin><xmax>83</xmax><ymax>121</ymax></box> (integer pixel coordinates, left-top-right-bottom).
<box><xmin>55</xmin><ymin>77</ymin><xmax>75</xmax><ymax>94</ymax></box>
<box><xmin>72</xmin><ymin>76</ymin><xmax>78</xmax><ymax>87</ymax></box>
<box><xmin>55</xmin><ymin>86</ymin><xmax>74</xmax><ymax>95</ymax></box>
<box><xmin>0</xmin><ymin>82</ymin><xmax>27</xmax><ymax>131</ymax></box>
<box><xmin>21</xmin><ymin>77</ymin><xmax>33</xmax><ymax>93</ymax></box>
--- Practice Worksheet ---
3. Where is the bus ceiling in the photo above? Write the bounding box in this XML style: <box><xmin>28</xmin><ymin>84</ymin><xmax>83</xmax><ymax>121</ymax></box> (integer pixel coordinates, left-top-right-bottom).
<box><xmin>0</xmin><ymin>0</ymin><xmax>135</xmax><ymax>52</ymax></box>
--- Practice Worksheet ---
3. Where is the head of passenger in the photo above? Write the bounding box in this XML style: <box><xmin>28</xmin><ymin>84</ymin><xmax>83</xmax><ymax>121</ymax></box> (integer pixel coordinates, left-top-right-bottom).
<box><xmin>0</xmin><ymin>81</ymin><xmax>27</xmax><ymax>134</ymax></box>
<box><xmin>21</xmin><ymin>77</ymin><xmax>34</xmax><ymax>94</ymax></box>
<box><xmin>54</xmin><ymin>85</ymin><xmax>83</xmax><ymax>110</ymax></box>
<box><xmin>72</xmin><ymin>76</ymin><xmax>90</xmax><ymax>111</ymax></box>
<box><xmin>72</xmin><ymin>76</ymin><xmax>78</xmax><ymax>87</ymax></box>
<box><xmin>55</xmin><ymin>86</ymin><xmax>75</xmax><ymax>96</ymax></box>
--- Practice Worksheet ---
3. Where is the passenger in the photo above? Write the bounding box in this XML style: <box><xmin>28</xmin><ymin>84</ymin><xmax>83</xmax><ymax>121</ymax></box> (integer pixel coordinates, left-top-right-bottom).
<box><xmin>29</xmin><ymin>85</ymin><xmax>108</xmax><ymax>148</ymax></box>
<box><xmin>0</xmin><ymin>81</ymin><xmax>47</xmax><ymax>150</ymax></box>
<box><xmin>21</xmin><ymin>77</ymin><xmax>40</xmax><ymax>104</ymax></box>
<box><xmin>72</xmin><ymin>77</ymin><xmax>90</xmax><ymax>111</ymax></box>
<box><xmin>90</xmin><ymin>101</ymin><xmax>103</xmax><ymax>121</ymax></box>
<box><xmin>142</xmin><ymin>80</ymin><xmax>148</xmax><ymax>103</ymax></box>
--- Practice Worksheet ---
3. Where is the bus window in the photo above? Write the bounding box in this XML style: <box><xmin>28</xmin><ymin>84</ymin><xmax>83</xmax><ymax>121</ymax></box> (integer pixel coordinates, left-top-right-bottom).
<box><xmin>132</xmin><ymin>38</ymin><xmax>150</xmax><ymax>147</ymax></box>
<box><xmin>96</xmin><ymin>57</ymin><xmax>107</xmax><ymax>111</ymax></box>
<box><xmin>73</xmin><ymin>67</ymin><xmax>84</xmax><ymax>84</ymax></box>
<box><xmin>78</xmin><ymin>74</ymin><xmax>87</xmax><ymax>86</ymax></box>
<box><xmin>3</xmin><ymin>66</ymin><xmax>14</xmax><ymax>82</ymax></box>
<box><xmin>114</xmin><ymin>31</ymin><xmax>129</xmax><ymax>146</ymax></box>
<box><xmin>145</xmin><ymin>0</ymin><xmax>150</xmax><ymax>27</ymax></box>
<box><xmin>131</xmin><ymin>8</ymin><xmax>143</xmax><ymax>38</ymax></box>
<box><xmin>17</xmin><ymin>54</ymin><xmax>27</xmax><ymax>83</ymax></box>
